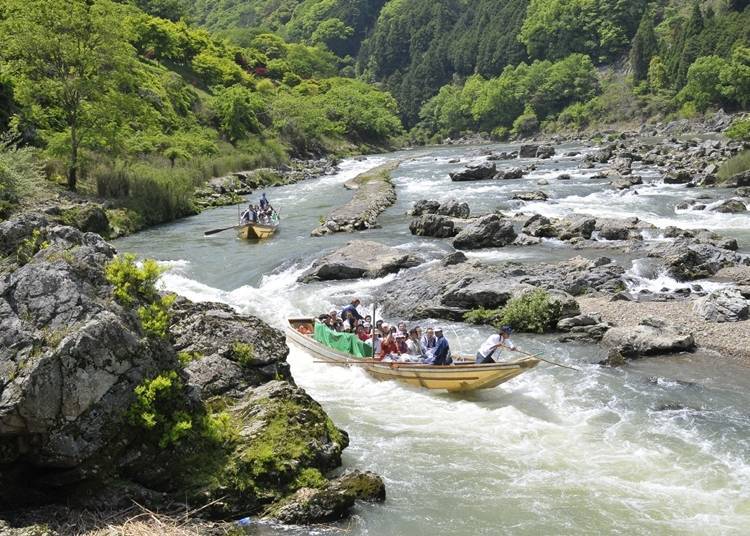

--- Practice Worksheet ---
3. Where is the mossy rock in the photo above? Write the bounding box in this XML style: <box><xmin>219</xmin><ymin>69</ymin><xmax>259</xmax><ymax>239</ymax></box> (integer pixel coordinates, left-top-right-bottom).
<box><xmin>60</xmin><ymin>204</ymin><xmax>111</xmax><ymax>236</ymax></box>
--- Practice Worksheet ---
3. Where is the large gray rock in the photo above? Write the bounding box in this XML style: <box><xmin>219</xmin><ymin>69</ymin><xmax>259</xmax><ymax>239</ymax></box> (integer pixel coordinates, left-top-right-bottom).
<box><xmin>298</xmin><ymin>241</ymin><xmax>422</xmax><ymax>283</ymax></box>
<box><xmin>437</xmin><ymin>199</ymin><xmax>470</xmax><ymax>218</ymax></box>
<box><xmin>664</xmin><ymin>170</ymin><xmax>692</xmax><ymax>184</ymax></box>
<box><xmin>518</xmin><ymin>144</ymin><xmax>540</xmax><ymax>158</ymax></box>
<box><xmin>513</xmin><ymin>191</ymin><xmax>548</xmax><ymax>201</ymax></box>
<box><xmin>0</xmin><ymin>213</ymin><xmax>49</xmax><ymax>257</ymax></box>
<box><xmin>692</xmin><ymin>288</ymin><xmax>749</xmax><ymax>323</ymax></box>
<box><xmin>410</xmin><ymin>199</ymin><xmax>440</xmax><ymax>216</ymax></box>
<box><xmin>611</xmin><ymin>175</ymin><xmax>643</xmax><ymax>190</ymax></box>
<box><xmin>556</xmin><ymin>216</ymin><xmax>596</xmax><ymax>240</ymax></box>
<box><xmin>409</xmin><ymin>214</ymin><xmax>457</xmax><ymax>238</ymax></box>
<box><xmin>523</xmin><ymin>214</ymin><xmax>556</xmax><ymax>238</ymax></box>
<box><xmin>452</xmin><ymin>215</ymin><xmax>517</xmax><ymax>250</ymax></box>
<box><xmin>536</xmin><ymin>145</ymin><xmax>556</xmax><ymax>159</ymax></box>
<box><xmin>710</xmin><ymin>199</ymin><xmax>746</xmax><ymax>214</ymax></box>
<box><xmin>655</xmin><ymin>240</ymin><xmax>749</xmax><ymax>281</ymax></box>
<box><xmin>602</xmin><ymin>317</ymin><xmax>696</xmax><ymax>358</ymax></box>
<box><xmin>726</xmin><ymin>170</ymin><xmax>750</xmax><ymax>187</ymax></box>
<box><xmin>450</xmin><ymin>163</ymin><xmax>496</xmax><ymax>182</ymax></box>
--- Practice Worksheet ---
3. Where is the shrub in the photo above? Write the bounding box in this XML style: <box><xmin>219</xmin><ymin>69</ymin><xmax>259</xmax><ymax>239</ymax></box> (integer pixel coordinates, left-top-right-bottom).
<box><xmin>0</xmin><ymin>132</ymin><xmax>45</xmax><ymax>207</ymax></box>
<box><xmin>105</xmin><ymin>254</ymin><xmax>163</xmax><ymax>306</ymax></box>
<box><xmin>231</xmin><ymin>341</ymin><xmax>256</xmax><ymax>367</ymax></box>
<box><xmin>512</xmin><ymin>105</ymin><xmax>539</xmax><ymax>138</ymax></box>
<box><xmin>177</xmin><ymin>350</ymin><xmax>203</xmax><ymax>366</ymax></box>
<box><xmin>464</xmin><ymin>307</ymin><xmax>503</xmax><ymax>325</ymax></box>
<box><xmin>138</xmin><ymin>294</ymin><xmax>176</xmax><ymax>339</ymax></box>
<box><xmin>16</xmin><ymin>228</ymin><xmax>49</xmax><ymax>266</ymax></box>
<box><xmin>496</xmin><ymin>289</ymin><xmax>561</xmax><ymax>334</ymax></box>
<box><xmin>726</xmin><ymin>117</ymin><xmax>750</xmax><ymax>142</ymax></box>
<box><xmin>293</xmin><ymin>468</ymin><xmax>327</xmax><ymax>490</ymax></box>
<box><xmin>128</xmin><ymin>371</ymin><xmax>193</xmax><ymax>448</ymax></box>
<box><xmin>718</xmin><ymin>150</ymin><xmax>750</xmax><ymax>181</ymax></box>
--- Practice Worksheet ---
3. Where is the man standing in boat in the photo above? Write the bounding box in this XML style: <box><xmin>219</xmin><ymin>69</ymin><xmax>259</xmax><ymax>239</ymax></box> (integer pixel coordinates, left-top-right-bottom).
<box><xmin>475</xmin><ymin>326</ymin><xmax>516</xmax><ymax>364</ymax></box>
<box><xmin>340</xmin><ymin>299</ymin><xmax>363</xmax><ymax>323</ymax></box>
<box><xmin>259</xmin><ymin>193</ymin><xmax>269</xmax><ymax>210</ymax></box>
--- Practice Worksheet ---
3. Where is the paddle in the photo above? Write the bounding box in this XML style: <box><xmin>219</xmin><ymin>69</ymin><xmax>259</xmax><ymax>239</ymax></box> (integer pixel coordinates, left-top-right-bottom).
<box><xmin>204</xmin><ymin>225</ymin><xmax>240</xmax><ymax>236</ymax></box>
<box><xmin>503</xmin><ymin>345</ymin><xmax>581</xmax><ymax>372</ymax></box>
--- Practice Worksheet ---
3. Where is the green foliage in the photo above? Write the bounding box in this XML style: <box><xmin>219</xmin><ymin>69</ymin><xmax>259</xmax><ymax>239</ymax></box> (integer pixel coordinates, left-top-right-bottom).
<box><xmin>0</xmin><ymin>0</ymin><xmax>135</xmax><ymax>191</ymax></box>
<box><xmin>512</xmin><ymin>105</ymin><xmax>539</xmax><ymax>138</ymax></box>
<box><xmin>679</xmin><ymin>48</ymin><xmax>750</xmax><ymax>112</ymax></box>
<box><xmin>138</xmin><ymin>294</ymin><xmax>176</xmax><ymax>339</ymax></box>
<box><xmin>727</xmin><ymin>118</ymin><xmax>750</xmax><ymax>142</ymax></box>
<box><xmin>293</xmin><ymin>468</ymin><xmax>327</xmax><ymax>489</ymax></box>
<box><xmin>231</xmin><ymin>342</ymin><xmax>256</xmax><ymax>367</ymax></box>
<box><xmin>647</xmin><ymin>56</ymin><xmax>669</xmax><ymax>92</ymax></box>
<box><xmin>718</xmin><ymin>150</ymin><xmax>750</xmax><ymax>181</ymax></box>
<box><xmin>178</xmin><ymin>350</ymin><xmax>203</xmax><ymax>366</ymax></box>
<box><xmin>496</xmin><ymin>289</ymin><xmax>561</xmax><ymax>334</ymax></box>
<box><xmin>419</xmin><ymin>54</ymin><xmax>599</xmax><ymax>138</ymax></box>
<box><xmin>630</xmin><ymin>9</ymin><xmax>658</xmax><ymax>83</ymax></box>
<box><xmin>128</xmin><ymin>371</ymin><xmax>194</xmax><ymax>448</ymax></box>
<box><xmin>105</xmin><ymin>253</ymin><xmax>163</xmax><ymax>306</ymax></box>
<box><xmin>210</xmin><ymin>85</ymin><xmax>265</xmax><ymax>143</ymax></box>
<box><xmin>16</xmin><ymin>228</ymin><xmax>49</xmax><ymax>266</ymax></box>
<box><xmin>463</xmin><ymin>307</ymin><xmax>502</xmax><ymax>326</ymax></box>
<box><xmin>0</xmin><ymin>132</ymin><xmax>44</xmax><ymax>212</ymax></box>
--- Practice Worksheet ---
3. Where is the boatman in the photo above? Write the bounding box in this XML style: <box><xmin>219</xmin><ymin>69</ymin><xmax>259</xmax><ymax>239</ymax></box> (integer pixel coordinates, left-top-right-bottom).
<box><xmin>424</xmin><ymin>327</ymin><xmax>452</xmax><ymax>366</ymax></box>
<box><xmin>259</xmin><ymin>192</ymin><xmax>269</xmax><ymax>210</ymax></box>
<box><xmin>475</xmin><ymin>325</ymin><xmax>516</xmax><ymax>364</ymax></box>
<box><xmin>340</xmin><ymin>299</ymin><xmax>363</xmax><ymax>323</ymax></box>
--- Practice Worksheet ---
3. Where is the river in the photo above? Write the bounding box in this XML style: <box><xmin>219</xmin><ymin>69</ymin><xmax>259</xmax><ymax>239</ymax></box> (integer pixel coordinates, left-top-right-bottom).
<box><xmin>115</xmin><ymin>142</ymin><xmax>750</xmax><ymax>535</ymax></box>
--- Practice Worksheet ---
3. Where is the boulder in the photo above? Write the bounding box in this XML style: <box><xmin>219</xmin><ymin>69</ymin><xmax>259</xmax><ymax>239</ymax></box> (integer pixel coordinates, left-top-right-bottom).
<box><xmin>495</xmin><ymin>167</ymin><xmax>526</xmax><ymax>180</ymax></box>
<box><xmin>710</xmin><ymin>199</ymin><xmax>746</xmax><ymax>214</ymax></box>
<box><xmin>610</xmin><ymin>175</ymin><xmax>643</xmax><ymax>190</ymax></box>
<box><xmin>611</xmin><ymin>156</ymin><xmax>632</xmax><ymax>174</ymax></box>
<box><xmin>735</xmin><ymin>187</ymin><xmax>750</xmax><ymax>197</ymax></box>
<box><xmin>519</xmin><ymin>144</ymin><xmax>540</xmax><ymax>158</ymax></box>
<box><xmin>513</xmin><ymin>191</ymin><xmax>548</xmax><ymax>201</ymax></box>
<box><xmin>597</xmin><ymin>223</ymin><xmax>630</xmax><ymax>241</ymax></box>
<box><xmin>523</xmin><ymin>214</ymin><xmax>557</xmax><ymax>238</ymax></box>
<box><xmin>556</xmin><ymin>216</ymin><xmax>596</xmax><ymax>240</ymax></box>
<box><xmin>602</xmin><ymin>316</ymin><xmax>696</xmax><ymax>358</ymax></box>
<box><xmin>265</xmin><ymin>470</ymin><xmax>385</xmax><ymax>525</ymax></box>
<box><xmin>556</xmin><ymin>173</ymin><xmax>572</xmax><ymax>181</ymax></box>
<box><xmin>437</xmin><ymin>199</ymin><xmax>470</xmax><ymax>218</ymax></box>
<box><xmin>664</xmin><ymin>170</ymin><xmax>692</xmax><ymax>184</ymax></box>
<box><xmin>298</xmin><ymin>241</ymin><xmax>422</xmax><ymax>282</ymax></box>
<box><xmin>656</xmin><ymin>240</ymin><xmax>749</xmax><ymax>281</ymax></box>
<box><xmin>450</xmin><ymin>163</ymin><xmax>497</xmax><ymax>182</ymax></box>
<box><xmin>726</xmin><ymin>170</ymin><xmax>750</xmax><ymax>187</ymax></box>
<box><xmin>0</xmin><ymin>213</ymin><xmax>49</xmax><ymax>257</ymax></box>
<box><xmin>557</xmin><ymin>313</ymin><xmax>610</xmax><ymax>342</ymax></box>
<box><xmin>692</xmin><ymin>288</ymin><xmax>749</xmax><ymax>323</ymax></box>
<box><xmin>452</xmin><ymin>215</ymin><xmax>517</xmax><ymax>250</ymax></box>
<box><xmin>536</xmin><ymin>145</ymin><xmax>556</xmax><ymax>159</ymax></box>
<box><xmin>60</xmin><ymin>204</ymin><xmax>111</xmax><ymax>236</ymax></box>
<box><xmin>409</xmin><ymin>214</ymin><xmax>457</xmax><ymax>238</ymax></box>
<box><xmin>410</xmin><ymin>199</ymin><xmax>440</xmax><ymax>216</ymax></box>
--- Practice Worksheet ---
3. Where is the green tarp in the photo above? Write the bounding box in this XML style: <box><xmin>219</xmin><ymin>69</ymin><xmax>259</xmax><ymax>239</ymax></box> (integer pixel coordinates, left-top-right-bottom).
<box><xmin>313</xmin><ymin>322</ymin><xmax>373</xmax><ymax>359</ymax></box>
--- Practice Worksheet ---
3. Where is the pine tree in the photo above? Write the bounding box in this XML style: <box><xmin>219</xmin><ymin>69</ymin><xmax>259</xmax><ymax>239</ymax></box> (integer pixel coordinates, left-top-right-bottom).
<box><xmin>630</xmin><ymin>9</ymin><xmax>658</xmax><ymax>82</ymax></box>
<box><xmin>668</xmin><ymin>2</ymin><xmax>705</xmax><ymax>90</ymax></box>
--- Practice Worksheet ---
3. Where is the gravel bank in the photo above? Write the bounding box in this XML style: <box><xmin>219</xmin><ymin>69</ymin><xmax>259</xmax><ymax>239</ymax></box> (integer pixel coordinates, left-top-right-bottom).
<box><xmin>579</xmin><ymin>296</ymin><xmax>750</xmax><ymax>365</ymax></box>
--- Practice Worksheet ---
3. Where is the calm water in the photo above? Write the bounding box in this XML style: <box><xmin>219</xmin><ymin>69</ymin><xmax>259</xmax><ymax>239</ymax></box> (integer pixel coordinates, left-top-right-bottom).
<box><xmin>115</xmin><ymin>143</ymin><xmax>750</xmax><ymax>535</ymax></box>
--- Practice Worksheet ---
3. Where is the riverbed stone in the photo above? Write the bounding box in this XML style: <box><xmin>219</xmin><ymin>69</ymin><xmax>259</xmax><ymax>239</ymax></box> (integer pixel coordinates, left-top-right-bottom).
<box><xmin>450</xmin><ymin>163</ymin><xmax>496</xmax><ymax>181</ymax></box>
<box><xmin>410</xmin><ymin>199</ymin><xmax>440</xmax><ymax>216</ymax></box>
<box><xmin>523</xmin><ymin>214</ymin><xmax>556</xmax><ymax>238</ymax></box>
<box><xmin>692</xmin><ymin>288</ymin><xmax>749</xmax><ymax>323</ymax></box>
<box><xmin>536</xmin><ymin>145</ymin><xmax>556</xmax><ymax>159</ymax></box>
<box><xmin>602</xmin><ymin>316</ymin><xmax>696</xmax><ymax>358</ymax></box>
<box><xmin>437</xmin><ymin>199</ymin><xmax>471</xmax><ymax>218</ymax></box>
<box><xmin>298</xmin><ymin>241</ymin><xmax>422</xmax><ymax>283</ymax></box>
<box><xmin>452</xmin><ymin>215</ymin><xmax>517</xmax><ymax>249</ymax></box>
<box><xmin>519</xmin><ymin>144</ymin><xmax>539</xmax><ymax>158</ymax></box>
<box><xmin>513</xmin><ymin>190</ymin><xmax>548</xmax><ymax>201</ymax></box>
<box><xmin>710</xmin><ymin>199</ymin><xmax>746</xmax><ymax>214</ymax></box>
<box><xmin>409</xmin><ymin>214</ymin><xmax>457</xmax><ymax>238</ymax></box>
<box><xmin>610</xmin><ymin>175</ymin><xmax>643</xmax><ymax>190</ymax></box>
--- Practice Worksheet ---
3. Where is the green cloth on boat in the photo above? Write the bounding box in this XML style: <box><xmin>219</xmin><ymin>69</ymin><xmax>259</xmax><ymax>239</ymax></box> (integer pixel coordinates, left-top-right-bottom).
<box><xmin>313</xmin><ymin>322</ymin><xmax>373</xmax><ymax>359</ymax></box>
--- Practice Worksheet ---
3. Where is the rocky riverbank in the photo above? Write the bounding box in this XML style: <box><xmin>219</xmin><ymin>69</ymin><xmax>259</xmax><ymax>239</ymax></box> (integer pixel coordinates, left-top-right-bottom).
<box><xmin>311</xmin><ymin>161</ymin><xmax>400</xmax><ymax>236</ymax></box>
<box><xmin>0</xmin><ymin>214</ymin><xmax>384</xmax><ymax>530</ymax></box>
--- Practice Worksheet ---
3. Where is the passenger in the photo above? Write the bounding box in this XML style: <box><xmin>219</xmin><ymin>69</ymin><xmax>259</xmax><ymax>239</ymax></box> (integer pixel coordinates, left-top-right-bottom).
<box><xmin>395</xmin><ymin>332</ymin><xmax>409</xmax><ymax>354</ymax></box>
<box><xmin>424</xmin><ymin>328</ymin><xmax>452</xmax><ymax>366</ymax></box>
<box><xmin>240</xmin><ymin>204</ymin><xmax>254</xmax><ymax>224</ymax></box>
<box><xmin>355</xmin><ymin>324</ymin><xmax>369</xmax><ymax>342</ymax></box>
<box><xmin>365</xmin><ymin>315</ymin><xmax>372</xmax><ymax>325</ymax></box>
<box><xmin>363</xmin><ymin>321</ymin><xmax>372</xmax><ymax>335</ymax></box>
<box><xmin>343</xmin><ymin>311</ymin><xmax>356</xmax><ymax>332</ymax></box>
<box><xmin>475</xmin><ymin>325</ymin><xmax>516</xmax><ymax>364</ymax></box>
<box><xmin>397</xmin><ymin>321</ymin><xmax>407</xmax><ymax>335</ymax></box>
<box><xmin>378</xmin><ymin>329</ymin><xmax>399</xmax><ymax>361</ymax></box>
<box><xmin>340</xmin><ymin>299</ymin><xmax>363</xmax><ymax>323</ymax></box>
<box><xmin>420</xmin><ymin>327</ymin><xmax>437</xmax><ymax>357</ymax></box>
<box><xmin>405</xmin><ymin>327</ymin><xmax>423</xmax><ymax>357</ymax></box>
<box><xmin>370</xmin><ymin>329</ymin><xmax>383</xmax><ymax>356</ymax></box>
<box><xmin>375</xmin><ymin>319</ymin><xmax>384</xmax><ymax>333</ymax></box>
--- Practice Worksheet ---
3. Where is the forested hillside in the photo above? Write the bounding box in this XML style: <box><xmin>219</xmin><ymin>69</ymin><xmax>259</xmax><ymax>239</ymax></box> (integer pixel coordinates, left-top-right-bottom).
<box><xmin>0</xmin><ymin>0</ymin><xmax>402</xmax><ymax>228</ymax></box>
<box><xmin>182</xmin><ymin>0</ymin><xmax>750</xmax><ymax>137</ymax></box>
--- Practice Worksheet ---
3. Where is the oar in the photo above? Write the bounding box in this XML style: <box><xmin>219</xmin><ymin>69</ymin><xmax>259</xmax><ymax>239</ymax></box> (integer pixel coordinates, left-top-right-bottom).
<box><xmin>204</xmin><ymin>225</ymin><xmax>240</xmax><ymax>236</ymax></box>
<box><xmin>504</xmin><ymin>345</ymin><xmax>581</xmax><ymax>372</ymax></box>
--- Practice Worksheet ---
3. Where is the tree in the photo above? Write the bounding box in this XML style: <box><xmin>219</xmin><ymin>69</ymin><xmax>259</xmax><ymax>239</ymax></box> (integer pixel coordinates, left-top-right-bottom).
<box><xmin>211</xmin><ymin>85</ymin><xmax>265</xmax><ymax>143</ymax></box>
<box><xmin>0</xmin><ymin>0</ymin><xmax>133</xmax><ymax>191</ymax></box>
<box><xmin>630</xmin><ymin>9</ymin><xmax>658</xmax><ymax>82</ymax></box>
<box><xmin>648</xmin><ymin>56</ymin><xmax>668</xmax><ymax>91</ymax></box>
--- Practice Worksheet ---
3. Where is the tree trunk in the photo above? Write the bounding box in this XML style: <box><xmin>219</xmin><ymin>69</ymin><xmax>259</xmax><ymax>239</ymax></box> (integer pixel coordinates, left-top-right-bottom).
<box><xmin>68</xmin><ymin>128</ymin><xmax>78</xmax><ymax>191</ymax></box>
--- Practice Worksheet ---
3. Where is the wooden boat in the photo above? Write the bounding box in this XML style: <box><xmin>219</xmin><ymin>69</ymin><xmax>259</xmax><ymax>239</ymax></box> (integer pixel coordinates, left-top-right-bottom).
<box><xmin>286</xmin><ymin>318</ymin><xmax>540</xmax><ymax>392</ymax></box>
<box><xmin>237</xmin><ymin>222</ymin><xmax>278</xmax><ymax>240</ymax></box>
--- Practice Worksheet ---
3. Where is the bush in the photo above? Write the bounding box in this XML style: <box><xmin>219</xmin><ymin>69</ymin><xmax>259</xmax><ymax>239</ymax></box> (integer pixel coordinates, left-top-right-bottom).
<box><xmin>231</xmin><ymin>341</ymin><xmax>256</xmax><ymax>367</ymax></box>
<box><xmin>0</xmin><ymin>132</ymin><xmax>45</xmax><ymax>207</ymax></box>
<box><xmin>727</xmin><ymin>117</ymin><xmax>750</xmax><ymax>142</ymax></box>
<box><xmin>496</xmin><ymin>289</ymin><xmax>561</xmax><ymax>334</ymax></box>
<box><xmin>718</xmin><ymin>150</ymin><xmax>750</xmax><ymax>181</ymax></box>
<box><xmin>177</xmin><ymin>350</ymin><xmax>203</xmax><ymax>365</ymax></box>
<box><xmin>512</xmin><ymin>105</ymin><xmax>539</xmax><ymax>137</ymax></box>
<box><xmin>128</xmin><ymin>371</ymin><xmax>195</xmax><ymax>448</ymax></box>
<box><xmin>16</xmin><ymin>228</ymin><xmax>49</xmax><ymax>266</ymax></box>
<box><xmin>463</xmin><ymin>307</ymin><xmax>502</xmax><ymax>325</ymax></box>
<box><xmin>138</xmin><ymin>294</ymin><xmax>176</xmax><ymax>339</ymax></box>
<box><xmin>105</xmin><ymin>253</ymin><xmax>163</xmax><ymax>306</ymax></box>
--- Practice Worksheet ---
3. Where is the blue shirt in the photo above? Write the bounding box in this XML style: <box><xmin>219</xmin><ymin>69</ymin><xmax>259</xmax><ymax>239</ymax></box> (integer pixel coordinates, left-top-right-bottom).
<box><xmin>425</xmin><ymin>336</ymin><xmax>451</xmax><ymax>366</ymax></box>
<box><xmin>340</xmin><ymin>304</ymin><xmax>362</xmax><ymax>321</ymax></box>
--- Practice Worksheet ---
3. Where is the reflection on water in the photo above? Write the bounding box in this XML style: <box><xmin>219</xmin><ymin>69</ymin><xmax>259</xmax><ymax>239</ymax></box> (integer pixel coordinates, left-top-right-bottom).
<box><xmin>115</xmin><ymin>143</ymin><xmax>750</xmax><ymax>534</ymax></box>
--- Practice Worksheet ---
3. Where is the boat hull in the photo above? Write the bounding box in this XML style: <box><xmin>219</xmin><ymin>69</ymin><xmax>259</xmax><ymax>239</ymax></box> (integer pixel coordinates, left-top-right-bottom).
<box><xmin>286</xmin><ymin>318</ymin><xmax>539</xmax><ymax>392</ymax></box>
<box><xmin>237</xmin><ymin>223</ymin><xmax>278</xmax><ymax>240</ymax></box>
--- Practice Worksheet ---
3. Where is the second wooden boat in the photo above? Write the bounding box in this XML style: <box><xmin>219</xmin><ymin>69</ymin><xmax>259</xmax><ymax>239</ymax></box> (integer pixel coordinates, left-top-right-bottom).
<box><xmin>237</xmin><ymin>222</ymin><xmax>278</xmax><ymax>240</ymax></box>
<box><xmin>286</xmin><ymin>318</ymin><xmax>539</xmax><ymax>392</ymax></box>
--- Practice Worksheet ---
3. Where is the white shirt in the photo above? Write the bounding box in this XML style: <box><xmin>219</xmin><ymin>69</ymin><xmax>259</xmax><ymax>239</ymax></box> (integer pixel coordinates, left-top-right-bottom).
<box><xmin>478</xmin><ymin>334</ymin><xmax>515</xmax><ymax>359</ymax></box>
